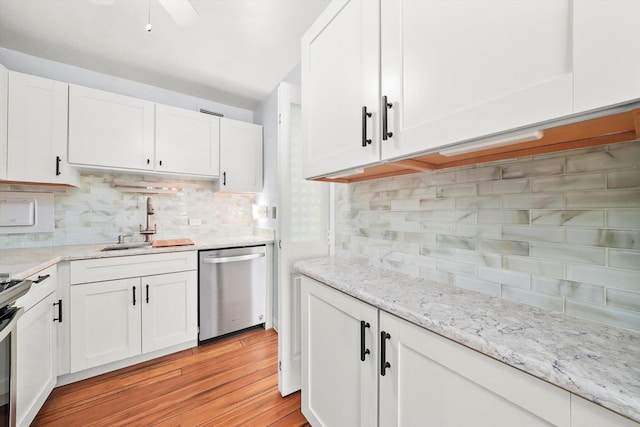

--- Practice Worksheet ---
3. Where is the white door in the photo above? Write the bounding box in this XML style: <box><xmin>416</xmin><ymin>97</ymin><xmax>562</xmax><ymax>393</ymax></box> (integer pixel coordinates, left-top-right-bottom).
<box><xmin>7</xmin><ymin>72</ymin><xmax>78</xmax><ymax>185</ymax></box>
<box><xmin>70</xmin><ymin>278</ymin><xmax>142</xmax><ymax>372</ymax></box>
<box><xmin>68</xmin><ymin>85</ymin><xmax>154</xmax><ymax>171</ymax></box>
<box><xmin>573</xmin><ymin>0</ymin><xmax>640</xmax><ymax>112</ymax></box>
<box><xmin>381</xmin><ymin>0</ymin><xmax>573</xmax><ymax>160</ymax></box>
<box><xmin>141</xmin><ymin>271</ymin><xmax>197</xmax><ymax>353</ymax></box>
<box><xmin>301</xmin><ymin>0</ymin><xmax>380</xmax><ymax>178</ymax></box>
<box><xmin>301</xmin><ymin>277</ymin><xmax>378</xmax><ymax>426</ymax></box>
<box><xmin>16</xmin><ymin>291</ymin><xmax>57</xmax><ymax>427</ymax></box>
<box><xmin>277</xmin><ymin>83</ymin><xmax>330</xmax><ymax>397</ymax></box>
<box><xmin>219</xmin><ymin>118</ymin><xmax>263</xmax><ymax>192</ymax></box>
<box><xmin>155</xmin><ymin>104</ymin><xmax>220</xmax><ymax>176</ymax></box>
<box><xmin>378</xmin><ymin>311</ymin><xmax>570</xmax><ymax>427</ymax></box>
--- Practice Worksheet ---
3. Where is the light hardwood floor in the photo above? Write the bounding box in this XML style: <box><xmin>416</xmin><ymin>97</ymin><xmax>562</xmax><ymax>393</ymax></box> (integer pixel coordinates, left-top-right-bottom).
<box><xmin>32</xmin><ymin>328</ymin><xmax>310</xmax><ymax>426</ymax></box>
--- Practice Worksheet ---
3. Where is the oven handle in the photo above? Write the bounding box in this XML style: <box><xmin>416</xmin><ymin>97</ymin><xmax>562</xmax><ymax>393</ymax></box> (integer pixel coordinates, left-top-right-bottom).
<box><xmin>201</xmin><ymin>253</ymin><xmax>265</xmax><ymax>264</ymax></box>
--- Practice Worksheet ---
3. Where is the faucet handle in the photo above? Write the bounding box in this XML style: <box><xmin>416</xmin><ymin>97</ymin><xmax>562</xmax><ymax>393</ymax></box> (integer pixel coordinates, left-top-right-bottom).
<box><xmin>117</xmin><ymin>234</ymin><xmax>132</xmax><ymax>244</ymax></box>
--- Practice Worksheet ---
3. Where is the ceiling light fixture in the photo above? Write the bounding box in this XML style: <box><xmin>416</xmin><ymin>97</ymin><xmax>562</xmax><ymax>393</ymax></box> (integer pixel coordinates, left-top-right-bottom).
<box><xmin>145</xmin><ymin>0</ymin><xmax>153</xmax><ymax>32</ymax></box>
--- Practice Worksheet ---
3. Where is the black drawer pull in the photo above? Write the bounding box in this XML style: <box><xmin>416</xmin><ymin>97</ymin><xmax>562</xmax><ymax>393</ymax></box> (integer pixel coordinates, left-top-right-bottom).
<box><xmin>146</xmin><ymin>284</ymin><xmax>149</xmax><ymax>304</ymax></box>
<box><xmin>360</xmin><ymin>320</ymin><xmax>371</xmax><ymax>361</ymax></box>
<box><xmin>361</xmin><ymin>106</ymin><xmax>372</xmax><ymax>147</ymax></box>
<box><xmin>133</xmin><ymin>286</ymin><xmax>136</xmax><ymax>306</ymax></box>
<box><xmin>382</xmin><ymin>95</ymin><xmax>393</xmax><ymax>140</ymax></box>
<box><xmin>33</xmin><ymin>274</ymin><xmax>50</xmax><ymax>284</ymax></box>
<box><xmin>55</xmin><ymin>156</ymin><xmax>61</xmax><ymax>176</ymax></box>
<box><xmin>53</xmin><ymin>299</ymin><xmax>62</xmax><ymax>322</ymax></box>
<box><xmin>381</xmin><ymin>331</ymin><xmax>391</xmax><ymax>376</ymax></box>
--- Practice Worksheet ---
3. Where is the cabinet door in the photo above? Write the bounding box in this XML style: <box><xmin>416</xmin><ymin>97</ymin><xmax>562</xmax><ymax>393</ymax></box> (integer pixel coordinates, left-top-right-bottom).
<box><xmin>7</xmin><ymin>72</ymin><xmax>79</xmax><ymax>186</ymax></box>
<box><xmin>378</xmin><ymin>311</ymin><xmax>570</xmax><ymax>427</ymax></box>
<box><xmin>70</xmin><ymin>278</ymin><xmax>142</xmax><ymax>372</ymax></box>
<box><xmin>0</xmin><ymin>63</ymin><xmax>7</xmax><ymax>180</ymax></box>
<box><xmin>571</xmin><ymin>395</ymin><xmax>639</xmax><ymax>427</ymax></box>
<box><xmin>301</xmin><ymin>0</ymin><xmax>380</xmax><ymax>178</ymax></box>
<box><xmin>574</xmin><ymin>0</ymin><xmax>640</xmax><ymax>112</ymax></box>
<box><xmin>16</xmin><ymin>290</ymin><xmax>57</xmax><ymax>427</ymax></box>
<box><xmin>301</xmin><ymin>277</ymin><xmax>378</xmax><ymax>427</ymax></box>
<box><xmin>155</xmin><ymin>104</ymin><xmax>220</xmax><ymax>177</ymax></box>
<box><xmin>219</xmin><ymin>118</ymin><xmax>263</xmax><ymax>192</ymax></box>
<box><xmin>68</xmin><ymin>85</ymin><xmax>154</xmax><ymax>171</ymax></box>
<box><xmin>381</xmin><ymin>0</ymin><xmax>573</xmax><ymax>160</ymax></box>
<box><xmin>141</xmin><ymin>271</ymin><xmax>197</xmax><ymax>353</ymax></box>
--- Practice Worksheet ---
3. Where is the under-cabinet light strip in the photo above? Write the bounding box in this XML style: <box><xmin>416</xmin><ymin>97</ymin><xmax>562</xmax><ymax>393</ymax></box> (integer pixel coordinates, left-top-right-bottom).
<box><xmin>439</xmin><ymin>130</ymin><xmax>544</xmax><ymax>157</ymax></box>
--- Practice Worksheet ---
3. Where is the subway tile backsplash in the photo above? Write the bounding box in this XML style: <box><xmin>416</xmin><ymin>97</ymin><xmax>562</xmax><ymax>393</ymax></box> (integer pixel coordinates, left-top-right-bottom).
<box><xmin>335</xmin><ymin>140</ymin><xmax>640</xmax><ymax>331</ymax></box>
<box><xmin>0</xmin><ymin>173</ymin><xmax>255</xmax><ymax>248</ymax></box>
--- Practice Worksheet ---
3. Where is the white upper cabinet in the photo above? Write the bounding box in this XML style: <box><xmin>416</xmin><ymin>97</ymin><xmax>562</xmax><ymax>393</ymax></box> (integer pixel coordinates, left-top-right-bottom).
<box><xmin>573</xmin><ymin>0</ymin><xmax>640</xmax><ymax>112</ymax></box>
<box><xmin>68</xmin><ymin>85</ymin><xmax>154</xmax><ymax>171</ymax></box>
<box><xmin>381</xmin><ymin>0</ymin><xmax>573</xmax><ymax>160</ymax></box>
<box><xmin>7</xmin><ymin>72</ymin><xmax>79</xmax><ymax>186</ymax></box>
<box><xmin>155</xmin><ymin>104</ymin><xmax>220</xmax><ymax>177</ymax></box>
<box><xmin>302</xmin><ymin>0</ymin><xmax>380</xmax><ymax>178</ymax></box>
<box><xmin>219</xmin><ymin>118</ymin><xmax>263</xmax><ymax>193</ymax></box>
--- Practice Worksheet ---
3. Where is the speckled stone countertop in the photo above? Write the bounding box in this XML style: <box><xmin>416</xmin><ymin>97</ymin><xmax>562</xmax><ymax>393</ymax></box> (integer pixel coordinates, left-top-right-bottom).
<box><xmin>0</xmin><ymin>236</ymin><xmax>273</xmax><ymax>280</ymax></box>
<box><xmin>295</xmin><ymin>257</ymin><xmax>640</xmax><ymax>423</ymax></box>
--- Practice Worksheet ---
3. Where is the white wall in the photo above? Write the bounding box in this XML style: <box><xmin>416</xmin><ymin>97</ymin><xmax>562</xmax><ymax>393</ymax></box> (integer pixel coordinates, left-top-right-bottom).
<box><xmin>0</xmin><ymin>48</ymin><xmax>253</xmax><ymax>122</ymax></box>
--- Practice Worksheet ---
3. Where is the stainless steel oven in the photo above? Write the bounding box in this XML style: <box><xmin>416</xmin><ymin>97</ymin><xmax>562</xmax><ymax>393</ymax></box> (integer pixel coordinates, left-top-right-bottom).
<box><xmin>0</xmin><ymin>307</ymin><xmax>21</xmax><ymax>427</ymax></box>
<box><xmin>0</xmin><ymin>278</ymin><xmax>32</xmax><ymax>427</ymax></box>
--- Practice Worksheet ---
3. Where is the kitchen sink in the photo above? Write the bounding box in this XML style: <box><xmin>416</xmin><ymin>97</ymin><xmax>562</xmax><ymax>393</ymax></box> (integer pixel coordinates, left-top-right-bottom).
<box><xmin>100</xmin><ymin>242</ymin><xmax>152</xmax><ymax>251</ymax></box>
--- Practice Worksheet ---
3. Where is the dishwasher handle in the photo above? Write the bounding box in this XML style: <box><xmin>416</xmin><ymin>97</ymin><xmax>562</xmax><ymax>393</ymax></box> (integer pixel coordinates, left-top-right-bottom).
<box><xmin>201</xmin><ymin>252</ymin><xmax>265</xmax><ymax>264</ymax></box>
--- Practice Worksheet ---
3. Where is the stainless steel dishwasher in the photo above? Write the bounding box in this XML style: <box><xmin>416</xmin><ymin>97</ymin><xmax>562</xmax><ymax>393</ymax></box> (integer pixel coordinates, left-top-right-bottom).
<box><xmin>198</xmin><ymin>245</ymin><xmax>266</xmax><ymax>342</ymax></box>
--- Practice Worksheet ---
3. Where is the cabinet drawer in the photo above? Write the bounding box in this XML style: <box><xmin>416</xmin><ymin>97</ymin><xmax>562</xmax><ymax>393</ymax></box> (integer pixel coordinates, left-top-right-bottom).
<box><xmin>70</xmin><ymin>251</ymin><xmax>197</xmax><ymax>284</ymax></box>
<box><xmin>16</xmin><ymin>265</ymin><xmax>57</xmax><ymax>311</ymax></box>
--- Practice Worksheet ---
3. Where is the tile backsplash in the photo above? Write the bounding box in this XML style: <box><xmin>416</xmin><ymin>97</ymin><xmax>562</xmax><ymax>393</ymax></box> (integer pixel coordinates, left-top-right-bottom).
<box><xmin>0</xmin><ymin>173</ymin><xmax>255</xmax><ymax>248</ymax></box>
<box><xmin>335</xmin><ymin>140</ymin><xmax>640</xmax><ymax>331</ymax></box>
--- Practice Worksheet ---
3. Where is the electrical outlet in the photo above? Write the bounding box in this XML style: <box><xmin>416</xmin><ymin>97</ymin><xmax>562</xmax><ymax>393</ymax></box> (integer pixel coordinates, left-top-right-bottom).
<box><xmin>189</xmin><ymin>218</ymin><xmax>202</xmax><ymax>226</ymax></box>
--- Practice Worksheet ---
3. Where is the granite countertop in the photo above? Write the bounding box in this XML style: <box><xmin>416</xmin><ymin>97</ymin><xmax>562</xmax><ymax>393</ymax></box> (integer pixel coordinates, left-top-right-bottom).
<box><xmin>295</xmin><ymin>257</ymin><xmax>640</xmax><ymax>423</ymax></box>
<box><xmin>0</xmin><ymin>235</ymin><xmax>273</xmax><ymax>280</ymax></box>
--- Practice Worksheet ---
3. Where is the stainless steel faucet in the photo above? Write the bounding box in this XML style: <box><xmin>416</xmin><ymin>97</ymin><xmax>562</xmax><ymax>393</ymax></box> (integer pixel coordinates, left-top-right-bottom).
<box><xmin>139</xmin><ymin>196</ymin><xmax>157</xmax><ymax>242</ymax></box>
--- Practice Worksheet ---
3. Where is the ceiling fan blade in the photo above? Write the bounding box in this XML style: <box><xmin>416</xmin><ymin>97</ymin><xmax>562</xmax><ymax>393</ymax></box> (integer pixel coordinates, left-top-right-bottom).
<box><xmin>157</xmin><ymin>0</ymin><xmax>199</xmax><ymax>26</ymax></box>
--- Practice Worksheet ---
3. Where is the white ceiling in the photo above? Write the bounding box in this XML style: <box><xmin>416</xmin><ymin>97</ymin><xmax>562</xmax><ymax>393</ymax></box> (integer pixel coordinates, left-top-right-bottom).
<box><xmin>0</xmin><ymin>0</ymin><xmax>330</xmax><ymax>109</ymax></box>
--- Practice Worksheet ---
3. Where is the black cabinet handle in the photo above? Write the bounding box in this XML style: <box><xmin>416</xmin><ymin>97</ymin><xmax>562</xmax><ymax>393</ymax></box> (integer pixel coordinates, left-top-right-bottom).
<box><xmin>382</xmin><ymin>96</ymin><xmax>393</xmax><ymax>140</ymax></box>
<box><xmin>223</xmin><ymin>171</ymin><xmax>227</xmax><ymax>186</ymax></box>
<box><xmin>147</xmin><ymin>158</ymin><xmax>150</xmax><ymax>165</ymax></box>
<box><xmin>381</xmin><ymin>331</ymin><xmax>391</xmax><ymax>376</ymax></box>
<box><xmin>361</xmin><ymin>106</ymin><xmax>372</xmax><ymax>147</ymax></box>
<box><xmin>33</xmin><ymin>274</ymin><xmax>50</xmax><ymax>284</ymax></box>
<box><xmin>159</xmin><ymin>160</ymin><xmax>163</xmax><ymax>166</ymax></box>
<box><xmin>133</xmin><ymin>286</ymin><xmax>136</xmax><ymax>306</ymax></box>
<box><xmin>55</xmin><ymin>156</ymin><xmax>61</xmax><ymax>176</ymax></box>
<box><xmin>360</xmin><ymin>320</ymin><xmax>371</xmax><ymax>361</ymax></box>
<box><xmin>53</xmin><ymin>299</ymin><xmax>62</xmax><ymax>322</ymax></box>
<box><xmin>146</xmin><ymin>284</ymin><xmax>149</xmax><ymax>304</ymax></box>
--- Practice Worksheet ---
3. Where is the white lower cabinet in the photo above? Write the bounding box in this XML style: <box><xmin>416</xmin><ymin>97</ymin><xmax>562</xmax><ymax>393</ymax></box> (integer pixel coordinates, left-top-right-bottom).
<box><xmin>70</xmin><ymin>277</ymin><xmax>142</xmax><ymax>372</ymax></box>
<box><xmin>70</xmin><ymin>271</ymin><xmax>197</xmax><ymax>372</ymax></box>
<box><xmin>301</xmin><ymin>276</ymin><xmax>378</xmax><ymax>426</ymax></box>
<box><xmin>141</xmin><ymin>272</ymin><xmax>198</xmax><ymax>354</ymax></box>
<box><xmin>69</xmin><ymin>252</ymin><xmax>198</xmax><ymax>374</ymax></box>
<box><xmin>301</xmin><ymin>276</ymin><xmax>637</xmax><ymax>427</ymax></box>
<box><xmin>16</xmin><ymin>266</ymin><xmax>58</xmax><ymax>427</ymax></box>
<box><xmin>378</xmin><ymin>311</ymin><xmax>569</xmax><ymax>427</ymax></box>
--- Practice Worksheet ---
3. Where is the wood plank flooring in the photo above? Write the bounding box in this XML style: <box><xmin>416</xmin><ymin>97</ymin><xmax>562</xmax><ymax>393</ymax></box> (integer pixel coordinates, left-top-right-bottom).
<box><xmin>33</xmin><ymin>328</ymin><xmax>310</xmax><ymax>426</ymax></box>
